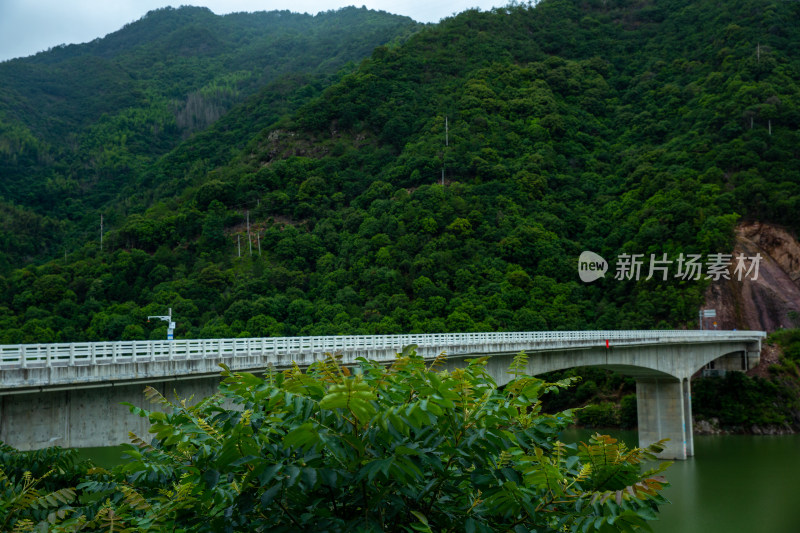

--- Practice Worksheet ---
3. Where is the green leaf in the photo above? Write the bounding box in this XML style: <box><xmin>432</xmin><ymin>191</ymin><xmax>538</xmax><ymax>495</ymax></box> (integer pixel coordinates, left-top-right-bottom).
<box><xmin>260</xmin><ymin>484</ymin><xmax>281</xmax><ymax>506</ymax></box>
<box><xmin>465</xmin><ymin>517</ymin><xmax>477</xmax><ymax>533</ymax></box>
<box><xmin>319</xmin><ymin>378</ymin><xmax>377</xmax><ymax>422</ymax></box>
<box><xmin>410</xmin><ymin>510</ymin><xmax>429</xmax><ymax>526</ymax></box>
<box><xmin>301</xmin><ymin>467</ymin><xmax>317</xmax><ymax>488</ymax></box>
<box><xmin>394</xmin><ymin>444</ymin><xmax>420</xmax><ymax>456</ymax></box>
<box><xmin>283</xmin><ymin>422</ymin><xmax>320</xmax><ymax>451</ymax></box>
<box><xmin>259</xmin><ymin>464</ymin><xmax>282</xmax><ymax>485</ymax></box>
<box><xmin>401</xmin><ymin>344</ymin><xmax>418</xmax><ymax>358</ymax></box>
<box><xmin>284</xmin><ymin>465</ymin><xmax>301</xmax><ymax>487</ymax></box>
<box><xmin>203</xmin><ymin>469</ymin><xmax>220</xmax><ymax>488</ymax></box>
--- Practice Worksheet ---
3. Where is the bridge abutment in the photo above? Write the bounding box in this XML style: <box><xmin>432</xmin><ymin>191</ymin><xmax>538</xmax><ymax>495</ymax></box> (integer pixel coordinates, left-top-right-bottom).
<box><xmin>0</xmin><ymin>377</ymin><xmax>222</xmax><ymax>450</ymax></box>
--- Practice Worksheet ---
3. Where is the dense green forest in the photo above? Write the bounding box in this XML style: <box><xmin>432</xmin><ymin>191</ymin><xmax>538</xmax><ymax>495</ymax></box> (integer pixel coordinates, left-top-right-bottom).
<box><xmin>1</xmin><ymin>0</ymin><xmax>798</xmax><ymax>345</ymax></box>
<box><xmin>0</xmin><ymin>6</ymin><xmax>421</xmax><ymax>268</ymax></box>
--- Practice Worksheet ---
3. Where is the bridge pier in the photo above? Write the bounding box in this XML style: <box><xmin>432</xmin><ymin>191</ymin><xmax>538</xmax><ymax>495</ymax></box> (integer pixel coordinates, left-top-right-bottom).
<box><xmin>683</xmin><ymin>378</ymin><xmax>694</xmax><ymax>457</ymax></box>
<box><xmin>636</xmin><ymin>378</ymin><xmax>692</xmax><ymax>460</ymax></box>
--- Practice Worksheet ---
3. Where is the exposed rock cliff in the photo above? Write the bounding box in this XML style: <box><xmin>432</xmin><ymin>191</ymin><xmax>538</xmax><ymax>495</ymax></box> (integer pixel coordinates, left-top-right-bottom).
<box><xmin>704</xmin><ymin>222</ymin><xmax>800</xmax><ymax>332</ymax></box>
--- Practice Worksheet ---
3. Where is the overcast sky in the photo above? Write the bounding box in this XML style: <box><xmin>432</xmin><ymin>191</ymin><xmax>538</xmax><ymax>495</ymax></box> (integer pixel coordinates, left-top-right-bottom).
<box><xmin>0</xmin><ymin>0</ymin><xmax>513</xmax><ymax>62</ymax></box>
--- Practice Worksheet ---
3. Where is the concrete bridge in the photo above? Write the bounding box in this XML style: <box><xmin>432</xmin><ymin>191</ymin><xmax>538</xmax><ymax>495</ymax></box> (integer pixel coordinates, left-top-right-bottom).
<box><xmin>0</xmin><ymin>330</ymin><xmax>765</xmax><ymax>459</ymax></box>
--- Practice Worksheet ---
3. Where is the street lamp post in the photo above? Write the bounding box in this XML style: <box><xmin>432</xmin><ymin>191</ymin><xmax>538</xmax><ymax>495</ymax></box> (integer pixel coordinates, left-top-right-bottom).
<box><xmin>148</xmin><ymin>308</ymin><xmax>176</xmax><ymax>340</ymax></box>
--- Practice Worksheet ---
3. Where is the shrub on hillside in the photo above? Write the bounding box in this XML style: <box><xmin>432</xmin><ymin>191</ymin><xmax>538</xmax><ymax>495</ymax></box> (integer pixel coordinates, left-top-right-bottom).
<box><xmin>576</xmin><ymin>402</ymin><xmax>619</xmax><ymax>428</ymax></box>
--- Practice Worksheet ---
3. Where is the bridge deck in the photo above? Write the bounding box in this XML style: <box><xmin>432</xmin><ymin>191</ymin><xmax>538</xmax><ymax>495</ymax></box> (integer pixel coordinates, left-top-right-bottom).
<box><xmin>0</xmin><ymin>330</ymin><xmax>765</xmax><ymax>392</ymax></box>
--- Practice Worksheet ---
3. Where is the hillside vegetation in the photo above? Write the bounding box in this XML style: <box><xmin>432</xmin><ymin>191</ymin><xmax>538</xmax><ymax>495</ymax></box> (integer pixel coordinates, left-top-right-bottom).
<box><xmin>0</xmin><ymin>6</ymin><xmax>421</xmax><ymax>267</ymax></box>
<box><xmin>0</xmin><ymin>0</ymin><xmax>799</xmax><ymax>343</ymax></box>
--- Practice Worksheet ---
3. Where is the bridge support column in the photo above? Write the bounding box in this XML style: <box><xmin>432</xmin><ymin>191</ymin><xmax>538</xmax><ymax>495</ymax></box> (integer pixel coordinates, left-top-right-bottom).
<box><xmin>683</xmin><ymin>378</ymin><xmax>694</xmax><ymax>457</ymax></box>
<box><xmin>636</xmin><ymin>378</ymin><xmax>690</xmax><ymax>460</ymax></box>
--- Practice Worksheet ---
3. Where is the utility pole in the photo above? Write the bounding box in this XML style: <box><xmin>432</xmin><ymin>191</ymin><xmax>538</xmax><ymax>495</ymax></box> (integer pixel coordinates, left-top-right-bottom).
<box><xmin>441</xmin><ymin>115</ymin><xmax>448</xmax><ymax>186</ymax></box>
<box><xmin>100</xmin><ymin>214</ymin><xmax>103</xmax><ymax>252</ymax></box>
<box><xmin>237</xmin><ymin>235</ymin><xmax>241</xmax><ymax>257</ymax></box>
<box><xmin>247</xmin><ymin>210</ymin><xmax>252</xmax><ymax>256</ymax></box>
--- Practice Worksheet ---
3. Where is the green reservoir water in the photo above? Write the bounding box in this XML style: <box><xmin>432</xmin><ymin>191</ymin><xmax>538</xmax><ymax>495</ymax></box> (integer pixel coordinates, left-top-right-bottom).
<box><xmin>77</xmin><ymin>432</ymin><xmax>800</xmax><ymax>532</ymax></box>
<box><xmin>561</xmin><ymin>429</ymin><xmax>800</xmax><ymax>533</ymax></box>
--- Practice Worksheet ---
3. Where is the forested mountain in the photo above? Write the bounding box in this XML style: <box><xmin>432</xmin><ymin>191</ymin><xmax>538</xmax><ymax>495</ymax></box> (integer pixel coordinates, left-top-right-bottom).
<box><xmin>0</xmin><ymin>6</ymin><xmax>421</xmax><ymax>267</ymax></box>
<box><xmin>1</xmin><ymin>0</ymin><xmax>799</xmax><ymax>344</ymax></box>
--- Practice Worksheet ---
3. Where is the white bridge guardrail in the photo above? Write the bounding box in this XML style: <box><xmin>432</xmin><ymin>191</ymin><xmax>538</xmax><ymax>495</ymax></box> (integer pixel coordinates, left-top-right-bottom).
<box><xmin>0</xmin><ymin>330</ymin><xmax>765</xmax><ymax>371</ymax></box>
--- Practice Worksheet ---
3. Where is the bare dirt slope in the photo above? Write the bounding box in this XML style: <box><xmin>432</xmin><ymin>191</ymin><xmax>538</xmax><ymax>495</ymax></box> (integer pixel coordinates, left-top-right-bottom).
<box><xmin>704</xmin><ymin>222</ymin><xmax>800</xmax><ymax>332</ymax></box>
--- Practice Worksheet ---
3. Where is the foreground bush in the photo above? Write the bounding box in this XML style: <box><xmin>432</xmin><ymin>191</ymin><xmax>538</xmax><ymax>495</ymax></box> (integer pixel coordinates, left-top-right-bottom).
<box><xmin>1</xmin><ymin>349</ymin><xmax>670</xmax><ymax>531</ymax></box>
